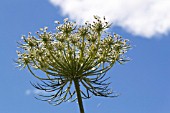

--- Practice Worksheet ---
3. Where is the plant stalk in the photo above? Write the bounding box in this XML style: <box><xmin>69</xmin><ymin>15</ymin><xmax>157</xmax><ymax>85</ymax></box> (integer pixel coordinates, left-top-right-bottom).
<box><xmin>74</xmin><ymin>79</ymin><xmax>85</xmax><ymax>113</ymax></box>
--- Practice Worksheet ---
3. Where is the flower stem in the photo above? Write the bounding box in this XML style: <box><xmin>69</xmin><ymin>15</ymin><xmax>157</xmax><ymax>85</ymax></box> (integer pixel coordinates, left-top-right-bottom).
<box><xmin>74</xmin><ymin>79</ymin><xmax>85</xmax><ymax>113</ymax></box>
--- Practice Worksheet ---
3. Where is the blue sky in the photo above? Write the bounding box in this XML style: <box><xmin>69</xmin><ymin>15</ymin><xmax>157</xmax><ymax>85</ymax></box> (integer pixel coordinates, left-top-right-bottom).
<box><xmin>0</xmin><ymin>0</ymin><xmax>170</xmax><ymax>113</ymax></box>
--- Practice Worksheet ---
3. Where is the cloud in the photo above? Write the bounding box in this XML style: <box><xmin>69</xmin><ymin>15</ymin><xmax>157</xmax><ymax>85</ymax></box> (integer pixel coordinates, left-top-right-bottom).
<box><xmin>49</xmin><ymin>0</ymin><xmax>170</xmax><ymax>38</ymax></box>
<box><xmin>25</xmin><ymin>89</ymin><xmax>45</xmax><ymax>96</ymax></box>
<box><xmin>25</xmin><ymin>89</ymin><xmax>32</xmax><ymax>95</ymax></box>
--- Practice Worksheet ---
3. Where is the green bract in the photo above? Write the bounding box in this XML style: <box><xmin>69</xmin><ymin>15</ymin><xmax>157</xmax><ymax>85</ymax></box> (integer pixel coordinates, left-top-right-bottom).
<box><xmin>16</xmin><ymin>16</ymin><xmax>131</xmax><ymax>113</ymax></box>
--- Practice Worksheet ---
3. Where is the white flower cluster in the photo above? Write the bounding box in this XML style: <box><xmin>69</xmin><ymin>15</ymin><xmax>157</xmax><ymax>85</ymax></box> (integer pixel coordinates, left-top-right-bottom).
<box><xmin>16</xmin><ymin>16</ymin><xmax>131</xmax><ymax>105</ymax></box>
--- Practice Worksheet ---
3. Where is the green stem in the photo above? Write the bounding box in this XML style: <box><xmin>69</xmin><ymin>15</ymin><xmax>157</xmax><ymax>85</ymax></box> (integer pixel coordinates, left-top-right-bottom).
<box><xmin>80</xmin><ymin>36</ymin><xmax>85</xmax><ymax>62</ymax></box>
<box><xmin>74</xmin><ymin>79</ymin><xmax>85</xmax><ymax>113</ymax></box>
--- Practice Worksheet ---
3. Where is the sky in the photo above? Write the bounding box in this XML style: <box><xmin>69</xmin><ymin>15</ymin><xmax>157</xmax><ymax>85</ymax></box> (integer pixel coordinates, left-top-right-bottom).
<box><xmin>0</xmin><ymin>0</ymin><xmax>170</xmax><ymax>113</ymax></box>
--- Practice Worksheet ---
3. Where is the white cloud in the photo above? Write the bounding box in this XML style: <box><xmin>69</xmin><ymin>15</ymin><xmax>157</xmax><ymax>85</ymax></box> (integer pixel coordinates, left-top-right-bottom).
<box><xmin>49</xmin><ymin>0</ymin><xmax>170</xmax><ymax>38</ymax></box>
<box><xmin>25</xmin><ymin>89</ymin><xmax>45</xmax><ymax>96</ymax></box>
<box><xmin>25</xmin><ymin>89</ymin><xmax>32</xmax><ymax>95</ymax></box>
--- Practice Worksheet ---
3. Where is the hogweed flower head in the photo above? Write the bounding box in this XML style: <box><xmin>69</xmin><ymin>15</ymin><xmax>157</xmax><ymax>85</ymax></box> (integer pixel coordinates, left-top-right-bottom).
<box><xmin>16</xmin><ymin>16</ymin><xmax>131</xmax><ymax>112</ymax></box>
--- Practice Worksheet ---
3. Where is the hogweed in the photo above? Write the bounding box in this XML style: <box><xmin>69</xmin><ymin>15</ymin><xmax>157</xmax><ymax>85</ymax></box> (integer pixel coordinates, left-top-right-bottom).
<box><xmin>16</xmin><ymin>16</ymin><xmax>131</xmax><ymax>113</ymax></box>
